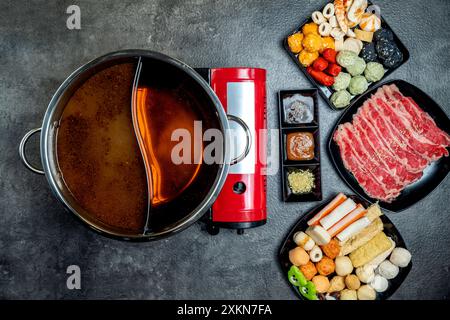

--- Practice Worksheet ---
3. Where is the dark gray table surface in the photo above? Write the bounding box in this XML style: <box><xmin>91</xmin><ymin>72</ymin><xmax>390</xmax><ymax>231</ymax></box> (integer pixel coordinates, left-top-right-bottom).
<box><xmin>1</xmin><ymin>0</ymin><xmax>449</xmax><ymax>299</ymax></box>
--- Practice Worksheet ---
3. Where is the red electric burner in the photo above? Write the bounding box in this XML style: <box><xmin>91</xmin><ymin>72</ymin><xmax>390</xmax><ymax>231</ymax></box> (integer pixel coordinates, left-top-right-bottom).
<box><xmin>197</xmin><ymin>68</ymin><xmax>267</xmax><ymax>235</ymax></box>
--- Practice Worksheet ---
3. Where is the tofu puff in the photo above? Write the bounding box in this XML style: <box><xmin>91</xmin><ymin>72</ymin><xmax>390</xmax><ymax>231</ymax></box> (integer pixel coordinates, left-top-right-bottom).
<box><xmin>365</xmin><ymin>203</ymin><xmax>383</xmax><ymax>221</ymax></box>
<box><xmin>350</xmin><ymin>232</ymin><xmax>392</xmax><ymax>268</ymax></box>
<box><xmin>339</xmin><ymin>204</ymin><xmax>384</xmax><ymax>256</ymax></box>
<box><xmin>340</xmin><ymin>218</ymin><xmax>384</xmax><ymax>256</ymax></box>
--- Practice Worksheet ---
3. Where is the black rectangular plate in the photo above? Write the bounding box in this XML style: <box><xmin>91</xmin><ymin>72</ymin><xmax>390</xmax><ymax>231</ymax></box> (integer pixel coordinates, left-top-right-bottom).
<box><xmin>283</xmin><ymin>1</ymin><xmax>410</xmax><ymax>111</ymax></box>
<box><xmin>278</xmin><ymin>89</ymin><xmax>322</xmax><ymax>202</ymax></box>
<box><xmin>278</xmin><ymin>194</ymin><xmax>412</xmax><ymax>300</ymax></box>
<box><xmin>328</xmin><ymin>79</ymin><xmax>450</xmax><ymax>212</ymax></box>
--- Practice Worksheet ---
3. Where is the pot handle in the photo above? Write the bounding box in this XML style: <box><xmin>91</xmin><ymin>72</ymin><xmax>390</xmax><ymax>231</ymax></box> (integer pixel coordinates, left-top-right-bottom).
<box><xmin>227</xmin><ymin>115</ymin><xmax>252</xmax><ymax>165</ymax></box>
<box><xmin>19</xmin><ymin>128</ymin><xmax>45</xmax><ymax>175</ymax></box>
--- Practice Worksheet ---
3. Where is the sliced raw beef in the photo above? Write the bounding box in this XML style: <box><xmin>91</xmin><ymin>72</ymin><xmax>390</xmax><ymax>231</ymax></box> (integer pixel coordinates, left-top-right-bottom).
<box><xmin>404</xmin><ymin>97</ymin><xmax>450</xmax><ymax>145</ymax></box>
<box><xmin>377</xmin><ymin>85</ymin><xmax>450</xmax><ymax>147</ymax></box>
<box><xmin>334</xmin><ymin>126</ymin><xmax>397</xmax><ymax>202</ymax></box>
<box><xmin>353</xmin><ymin>114</ymin><xmax>422</xmax><ymax>186</ymax></box>
<box><xmin>334</xmin><ymin>84</ymin><xmax>449</xmax><ymax>202</ymax></box>
<box><xmin>340</xmin><ymin>123</ymin><xmax>403</xmax><ymax>198</ymax></box>
<box><xmin>356</xmin><ymin>101</ymin><xmax>428</xmax><ymax>173</ymax></box>
<box><xmin>374</xmin><ymin>98</ymin><xmax>448</xmax><ymax>162</ymax></box>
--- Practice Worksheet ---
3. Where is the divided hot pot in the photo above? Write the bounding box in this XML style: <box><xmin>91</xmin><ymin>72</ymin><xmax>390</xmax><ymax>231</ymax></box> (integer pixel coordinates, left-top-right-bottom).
<box><xmin>19</xmin><ymin>50</ymin><xmax>267</xmax><ymax>240</ymax></box>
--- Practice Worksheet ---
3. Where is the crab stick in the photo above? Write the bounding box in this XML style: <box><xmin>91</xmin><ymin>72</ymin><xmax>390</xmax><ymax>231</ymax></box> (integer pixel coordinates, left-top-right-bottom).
<box><xmin>327</xmin><ymin>204</ymin><xmax>366</xmax><ymax>237</ymax></box>
<box><xmin>336</xmin><ymin>217</ymin><xmax>371</xmax><ymax>242</ymax></box>
<box><xmin>306</xmin><ymin>225</ymin><xmax>331</xmax><ymax>246</ymax></box>
<box><xmin>307</xmin><ymin>193</ymin><xmax>347</xmax><ymax>226</ymax></box>
<box><xmin>320</xmin><ymin>198</ymin><xmax>357</xmax><ymax>230</ymax></box>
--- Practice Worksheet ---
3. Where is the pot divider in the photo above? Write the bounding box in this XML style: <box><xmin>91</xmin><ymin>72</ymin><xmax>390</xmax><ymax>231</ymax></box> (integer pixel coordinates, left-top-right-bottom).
<box><xmin>131</xmin><ymin>57</ymin><xmax>154</xmax><ymax>234</ymax></box>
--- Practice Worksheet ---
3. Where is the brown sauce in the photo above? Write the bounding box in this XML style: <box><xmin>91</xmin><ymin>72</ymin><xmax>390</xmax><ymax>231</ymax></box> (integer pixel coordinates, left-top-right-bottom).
<box><xmin>56</xmin><ymin>63</ymin><xmax>148</xmax><ymax>233</ymax></box>
<box><xmin>287</xmin><ymin>132</ymin><xmax>315</xmax><ymax>161</ymax></box>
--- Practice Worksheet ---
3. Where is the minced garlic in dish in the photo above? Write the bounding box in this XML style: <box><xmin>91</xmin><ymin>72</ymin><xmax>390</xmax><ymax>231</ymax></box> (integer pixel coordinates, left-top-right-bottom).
<box><xmin>287</xmin><ymin>169</ymin><xmax>315</xmax><ymax>194</ymax></box>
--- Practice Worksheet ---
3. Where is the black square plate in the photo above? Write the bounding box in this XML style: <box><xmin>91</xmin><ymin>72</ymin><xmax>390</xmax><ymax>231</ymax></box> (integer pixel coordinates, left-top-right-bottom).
<box><xmin>283</xmin><ymin>1</ymin><xmax>410</xmax><ymax>111</ymax></box>
<box><xmin>278</xmin><ymin>194</ymin><xmax>412</xmax><ymax>300</ymax></box>
<box><xmin>283</xmin><ymin>165</ymin><xmax>322</xmax><ymax>202</ymax></box>
<box><xmin>328</xmin><ymin>80</ymin><xmax>450</xmax><ymax>212</ymax></box>
<box><xmin>279</xmin><ymin>89</ymin><xmax>319</xmax><ymax>127</ymax></box>
<box><xmin>283</xmin><ymin>128</ymin><xmax>320</xmax><ymax>164</ymax></box>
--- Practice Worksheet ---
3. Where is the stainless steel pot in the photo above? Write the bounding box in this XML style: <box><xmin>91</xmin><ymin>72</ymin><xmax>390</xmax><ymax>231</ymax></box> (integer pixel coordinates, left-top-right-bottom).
<box><xmin>19</xmin><ymin>50</ymin><xmax>251</xmax><ymax>241</ymax></box>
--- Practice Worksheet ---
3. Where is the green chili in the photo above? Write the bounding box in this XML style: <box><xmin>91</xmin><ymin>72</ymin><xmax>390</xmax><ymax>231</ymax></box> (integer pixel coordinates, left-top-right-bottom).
<box><xmin>287</xmin><ymin>265</ymin><xmax>307</xmax><ymax>287</ymax></box>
